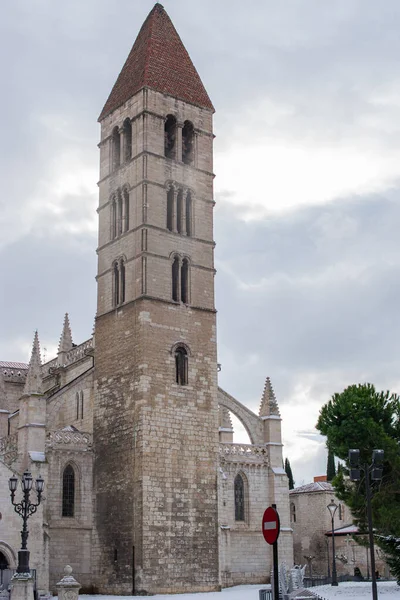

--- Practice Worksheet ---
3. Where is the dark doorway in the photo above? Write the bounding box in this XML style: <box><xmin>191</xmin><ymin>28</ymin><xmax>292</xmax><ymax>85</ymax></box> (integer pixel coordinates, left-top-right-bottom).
<box><xmin>0</xmin><ymin>552</ymin><xmax>9</xmax><ymax>587</ymax></box>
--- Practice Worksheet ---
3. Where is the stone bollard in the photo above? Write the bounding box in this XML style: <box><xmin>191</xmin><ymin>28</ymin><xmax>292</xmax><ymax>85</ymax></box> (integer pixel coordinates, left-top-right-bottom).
<box><xmin>9</xmin><ymin>573</ymin><xmax>35</xmax><ymax>600</ymax></box>
<box><xmin>56</xmin><ymin>566</ymin><xmax>81</xmax><ymax>600</ymax></box>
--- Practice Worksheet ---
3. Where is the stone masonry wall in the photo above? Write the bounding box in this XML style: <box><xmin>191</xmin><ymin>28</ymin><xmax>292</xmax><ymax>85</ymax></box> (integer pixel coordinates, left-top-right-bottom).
<box><xmin>94</xmin><ymin>84</ymin><xmax>219</xmax><ymax>594</ymax></box>
<box><xmin>46</xmin><ymin>447</ymin><xmax>93</xmax><ymax>592</ymax></box>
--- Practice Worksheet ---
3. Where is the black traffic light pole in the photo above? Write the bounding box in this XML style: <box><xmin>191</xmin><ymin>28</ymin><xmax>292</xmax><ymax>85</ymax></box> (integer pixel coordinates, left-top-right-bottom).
<box><xmin>349</xmin><ymin>449</ymin><xmax>384</xmax><ymax>600</ymax></box>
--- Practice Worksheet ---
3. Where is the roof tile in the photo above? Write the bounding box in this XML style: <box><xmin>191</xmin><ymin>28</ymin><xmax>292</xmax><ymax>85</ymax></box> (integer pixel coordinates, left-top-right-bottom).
<box><xmin>99</xmin><ymin>3</ymin><xmax>214</xmax><ymax>121</ymax></box>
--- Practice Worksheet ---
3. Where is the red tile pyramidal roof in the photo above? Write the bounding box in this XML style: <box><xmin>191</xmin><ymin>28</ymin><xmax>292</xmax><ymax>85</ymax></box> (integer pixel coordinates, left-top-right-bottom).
<box><xmin>99</xmin><ymin>3</ymin><xmax>214</xmax><ymax>121</ymax></box>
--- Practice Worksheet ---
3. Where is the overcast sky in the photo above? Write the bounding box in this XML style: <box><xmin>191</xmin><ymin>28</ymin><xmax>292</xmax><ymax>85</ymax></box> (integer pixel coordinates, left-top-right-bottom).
<box><xmin>2</xmin><ymin>0</ymin><xmax>400</xmax><ymax>485</ymax></box>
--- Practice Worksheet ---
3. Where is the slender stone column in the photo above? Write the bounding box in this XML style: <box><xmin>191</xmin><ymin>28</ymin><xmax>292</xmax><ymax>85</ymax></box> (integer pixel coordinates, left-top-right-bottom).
<box><xmin>176</xmin><ymin>123</ymin><xmax>183</xmax><ymax>162</ymax></box>
<box><xmin>172</xmin><ymin>188</ymin><xmax>177</xmax><ymax>233</ymax></box>
<box><xmin>119</xmin><ymin>127</ymin><xmax>125</xmax><ymax>163</ymax></box>
<box><xmin>182</xmin><ymin>190</ymin><xmax>187</xmax><ymax>235</ymax></box>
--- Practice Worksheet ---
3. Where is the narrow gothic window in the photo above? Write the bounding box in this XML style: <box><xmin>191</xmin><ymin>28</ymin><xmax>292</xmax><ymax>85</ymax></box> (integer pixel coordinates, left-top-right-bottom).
<box><xmin>167</xmin><ymin>188</ymin><xmax>174</xmax><ymax>231</ymax></box>
<box><xmin>175</xmin><ymin>346</ymin><xmax>188</xmax><ymax>385</ymax></box>
<box><xmin>113</xmin><ymin>262</ymin><xmax>120</xmax><ymax>307</ymax></box>
<box><xmin>76</xmin><ymin>392</ymin><xmax>79</xmax><ymax>420</ymax></box>
<box><xmin>291</xmin><ymin>503</ymin><xmax>296</xmax><ymax>523</ymax></box>
<box><xmin>186</xmin><ymin>191</ymin><xmax>192</xmax><ymax>236</ymax></box>
<box><xmin>181</xmin><ymin>259</ymin><xmax>189</xmax><ymax>304</ymax></box>
<box><xmin>112</xmin><ymin>127</ymin><xmax>120</xmax><ymax>170</ymax></box>
<box><xmin>165</xmin><ymin>115</ymin><xmax>177</xmax><ymax>159</ymax></box>
<box><xmin>176</xmin><ymin>190</ymin><xmax>183</xmax><ymax>234</ymax></box>
<box><xmin>182</xmin><ymin>120</ymin><xmax>194</xmax><ymax>165</ymax></box>
<box><xmin>234</xmin><ymin>474</ymin><xmax>245</xmax><ymax>521</ymax></box>
<box><xmin>120</xmin><ymin>260</ymin><xmax>126</xmax><ymax>304</ymax></box>
<box><xmin>62</xmin><ymin>465</ymin><xmax>75</xmax><ymax>517</ymax></box>
<box><xmin>123</xmin><ymin>189</ymin><xmax>129</xmax><ymax>232</ymax></box>
<box><xmin>123</xmin><ymin>118</ymin><xmax>132</xmax><ymax>162</ymax></box>
<box><xmin>111</xmin><ymin>197</ymin><xmax>117</xmax><ymax>239</ymax></box>
<box><xmin>80</xmin><ymin>391</ymin><xmax>84</xmax><ymax>420</ymax></box>
<box><xmin>172</xmin><ymin>256</ymin><xmax>180</xmax><ymax>302</ymax></box>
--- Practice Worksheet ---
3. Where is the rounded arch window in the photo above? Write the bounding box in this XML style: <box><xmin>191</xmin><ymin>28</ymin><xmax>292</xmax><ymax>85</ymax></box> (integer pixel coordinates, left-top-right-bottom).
<box><xmin>175</xmin><ymin>345</ymin><xmax>188</xmax><ymax>386</ymax></box>
<box><xmin>112</xmin><ymin>126</ymin><xmax>121</xmax><ymax>170</ymax></box>
<box><xmin>165</xmin><ymin>115</ymin><xmax>177</xmax><ymax>159</ymax></box>
<box><xmin>123</xmin><ymin>118</ymin><xmax>132</xmax><ymax>161</ymax></box>
<box><xmin>182</xmin><ymin>120</ymin><xmax>194</xmax><ymax>164</ymax></box>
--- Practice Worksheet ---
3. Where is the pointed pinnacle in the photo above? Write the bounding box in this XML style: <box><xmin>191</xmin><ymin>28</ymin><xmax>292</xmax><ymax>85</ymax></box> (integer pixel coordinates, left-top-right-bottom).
<box><xmin>259</xmin><ymin>376</ymin><xmax>280</xmax><ymax>417</ymax></box>
<box><xmin>24</xmin><ymin>331</ymin><xmax>43</xmax><ymax>395</ymax></box>
<box><xmin>58</xmin><ymin>313</ymin><xmax>73</xmax><ymax>353</ymax></box>
<box><xmin>219</xmin><ymin>406</ymin><xmax>233</xmax><ymax>430</ymax></box>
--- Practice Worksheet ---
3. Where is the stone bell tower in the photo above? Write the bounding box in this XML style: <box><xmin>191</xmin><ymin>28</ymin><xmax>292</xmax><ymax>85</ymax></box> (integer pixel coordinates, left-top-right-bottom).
<box><xmin>93</xmin><ymin>3</ymin><xmax>219</xmax><ymax>595</ymax></box>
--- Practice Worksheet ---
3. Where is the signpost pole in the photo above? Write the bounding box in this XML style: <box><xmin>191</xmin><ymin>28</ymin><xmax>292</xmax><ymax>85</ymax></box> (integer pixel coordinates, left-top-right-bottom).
<box><xmin>262</xmin><ymin>505</ymin><xmax>280</xmax><ymax>600</ymax></box>
<box><xmin>272</xmin><ymin>504</ymin><xmax>279</xmax><ymax>600</ymax></box>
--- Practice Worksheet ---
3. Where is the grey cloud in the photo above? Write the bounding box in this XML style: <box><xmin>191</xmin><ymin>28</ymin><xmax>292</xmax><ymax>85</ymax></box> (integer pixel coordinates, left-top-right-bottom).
<box><xmin>216</xmin><ymin>191</ymin><xmax>400</xmax><ymax>415</ymax></box>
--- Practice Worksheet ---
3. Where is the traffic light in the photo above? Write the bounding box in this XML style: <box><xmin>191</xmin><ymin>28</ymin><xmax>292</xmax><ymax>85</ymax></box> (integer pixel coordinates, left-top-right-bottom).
<box><xmin>348</xmin><ymin>449</ymin><xmax>361</xmax><ymax>481</ymax></box>
<box><xmin>371</xmin><ymin>449</ymin><xmax>384</xmax><ymax>481</ymax></box>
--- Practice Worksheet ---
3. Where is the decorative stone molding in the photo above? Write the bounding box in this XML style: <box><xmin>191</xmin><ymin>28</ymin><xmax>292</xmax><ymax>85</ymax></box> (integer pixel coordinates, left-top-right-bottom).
<box><xmin>64</xmin><ymin>339</ymin><xmax>94</xmax><ymax>366</ymax></box>
<box><xmin>219</xmin><ymin>443</ymin><xmax>269</xmax><ymax>465</ymax></box>
<box><xmin>0</xmin><ymin>433</ymin><xmax>18</xmax><ymax>465</ymax></box>
<box><xmin>46</xmin><ymin>429</ymin><xmax>92</xmax><ymax>450</ymax></box>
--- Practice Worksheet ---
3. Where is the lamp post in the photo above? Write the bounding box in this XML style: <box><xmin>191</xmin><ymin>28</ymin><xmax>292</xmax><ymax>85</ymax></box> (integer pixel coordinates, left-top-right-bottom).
<box><xmin>349</xmin><ymin>448</ymin><xmax>384</xmax><ymax>600</ymax></box>
<box><xmin>326</xmin><ymin>537</ymin><xmax>331</xmax><ymax>578</ymax></box>
<box><xmin>327</xmin><ymin>498</ymin><xmax>338</xmax><ymax>586</ymax></box>
<box><xmin>9</xmin><ymin>471</ymin><xmax>44</xmax><ymax>574</ymax></box>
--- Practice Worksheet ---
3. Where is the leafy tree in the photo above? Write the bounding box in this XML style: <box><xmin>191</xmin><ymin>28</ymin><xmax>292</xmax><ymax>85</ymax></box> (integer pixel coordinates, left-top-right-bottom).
<box><xmin>327</xmin><ymin>449</ymin><xmax>336</xmax><ymax>481</ymax></box>
<box><xmin>284</xmin><ymin>457</ymin><xmax>295</xmax><ymax>490</ymax></box>
<box><xmin>316</xmin><ymin>383</ymin><xmax>400</xmax><ymax>579</ymax></box>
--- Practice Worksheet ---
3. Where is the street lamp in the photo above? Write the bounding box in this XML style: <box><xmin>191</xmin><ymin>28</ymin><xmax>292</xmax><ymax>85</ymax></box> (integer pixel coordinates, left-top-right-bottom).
<box><xmin>9</xmin><ymin>471</ymin><xmax>45</xmax><ymax>574</ymax></box>
<box><xmin>349</xmin><ymin>448</ymin><xmax>384</xmax><ymax>600</ymax></box>
<box><xmin>325</xmin><ymin>537</ymin><xmax>331</xmax><ymax>578</ymax></box>
<box><xmin>327</xmin><ymin>498</ymin><xmax>338</xmax><ymax>586</ymax></box>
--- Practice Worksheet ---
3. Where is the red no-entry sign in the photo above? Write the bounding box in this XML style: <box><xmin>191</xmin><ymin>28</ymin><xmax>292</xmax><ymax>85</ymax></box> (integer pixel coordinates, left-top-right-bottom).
<box><xmin>262</xmin><ymin>506</ymin><xmax>280</xmax><ymax>545</ymax></box>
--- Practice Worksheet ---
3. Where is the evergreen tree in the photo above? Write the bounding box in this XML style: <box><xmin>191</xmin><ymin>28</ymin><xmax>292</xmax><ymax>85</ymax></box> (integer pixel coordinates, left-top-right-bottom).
<box><xmin>376</xmin><ymin>536</ymin><xmax>400</xmax><ymax>585</ymax></box>
<box><xmin>284</xmin><ymin>457</ymin><xmax>295</xmax><ymax>490</ymax></box>
<box><xmin>316</xmin><ymin>383</ymin><xmax>400</xmax><ymax>580</ymax></box>
<box><xmin>327</xmin><ymin>449</ymin><xmax>336</xmax><ymax>481</ymax></box>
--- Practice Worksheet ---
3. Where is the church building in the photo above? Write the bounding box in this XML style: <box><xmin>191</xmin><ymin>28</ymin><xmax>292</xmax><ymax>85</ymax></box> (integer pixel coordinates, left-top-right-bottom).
<box><xmin>0</xmin><ymin>4</ymin><xmax>293</xmax><ymax>595</ymax></box>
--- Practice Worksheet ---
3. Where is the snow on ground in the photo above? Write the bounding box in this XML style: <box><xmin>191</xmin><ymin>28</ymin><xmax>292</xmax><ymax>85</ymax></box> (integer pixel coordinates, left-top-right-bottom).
<box><xmin>313</xmin><ymin>581</ymin><xmax>399</xmax><ymax>599</ymax></box>
<box><xmin>79</xmin><ymin>580</ymin><xmax>399</xmax><ymax>600</ymax></box>
<box><xmin>80</xmin><ymin>586</ymin><xmax>267</xmax><ymax>600</ymax></box>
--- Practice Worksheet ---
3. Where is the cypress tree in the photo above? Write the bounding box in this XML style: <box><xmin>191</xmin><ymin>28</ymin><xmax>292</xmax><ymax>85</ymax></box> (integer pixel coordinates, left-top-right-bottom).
<box><xmin>327</xmin><ymin>449</ymin><xmax>336</xmax><ymax>482</ymax></box>
<box><xmin>284</xmin><ymin>457</ymin><xmax>295</xmax><ymax>490</ymax></box>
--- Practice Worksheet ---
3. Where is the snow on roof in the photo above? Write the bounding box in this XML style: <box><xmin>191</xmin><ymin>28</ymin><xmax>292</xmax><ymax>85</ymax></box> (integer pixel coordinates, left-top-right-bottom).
<box><xmin>290</xmin><ymin>481</ymin><xmax>334</xmax><ymax>495</ymax></box>
<box><xmin>29</xmin><ymin>451</ymin><xmax>46</xmax><ymax>462</ymax></box>
<box><xmin>326</xmin><ymin>523</ymin><xmax>359</xmax><ymax>536</ymax></box>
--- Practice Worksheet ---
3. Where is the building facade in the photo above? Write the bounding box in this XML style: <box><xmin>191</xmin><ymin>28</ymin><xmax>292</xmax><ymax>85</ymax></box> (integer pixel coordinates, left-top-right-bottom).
<box><xmin>0</xmin><ymin>4</ymin><xmax>293</xmax><ymax>595</ymax></box>
<box><xmin>290</xmin><ymin>478</ymin><xmax>388</xmax><ymax>579</ymax></box>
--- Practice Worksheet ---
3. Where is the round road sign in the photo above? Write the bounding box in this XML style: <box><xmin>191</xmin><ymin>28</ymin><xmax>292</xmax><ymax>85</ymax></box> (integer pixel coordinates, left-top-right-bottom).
<box><xmin>262</xmin><ymin>506</ymin><xmax>280</xmax><ymax>545</ymax></box>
